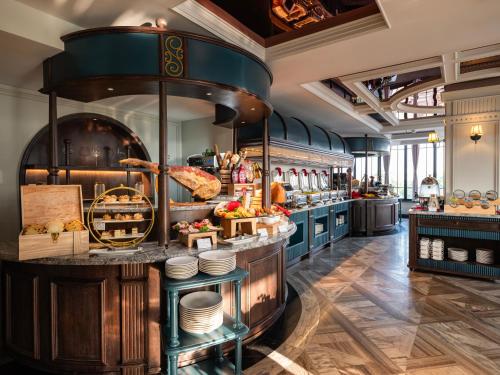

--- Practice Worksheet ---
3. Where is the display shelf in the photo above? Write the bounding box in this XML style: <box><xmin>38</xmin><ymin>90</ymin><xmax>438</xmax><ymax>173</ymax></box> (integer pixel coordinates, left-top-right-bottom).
<box><xmin>163</xmin><ymin>267</ymin><xmax>249</xmax><ymax>375</ymax></box>
<box><xmin>165</xmin><ymin>313</ymin><xmax>249</xmax><ymax>356</ymax></box>
<box><xmin>416</xmin><ymin>258</ymin><xmax>500</xmax><ymax>279</ymax></box>
<box><xmin>24</xmin><ymin>164</ymin><xmax>151</xmax><ymax>173</ymax></box>
<box><xmin>101</xmin><ymin>233</ymin><xmax>144</xmax><ymax>240</ymax></box>
<box><xmin>95</xmin><ymin>218</ymin><xmax>150</xmax><ymax>224</ymax></box>
<box><xmin>177</xmin><ymin>357</ymin><xmax>235</xmax><ymax>375</ymax></box>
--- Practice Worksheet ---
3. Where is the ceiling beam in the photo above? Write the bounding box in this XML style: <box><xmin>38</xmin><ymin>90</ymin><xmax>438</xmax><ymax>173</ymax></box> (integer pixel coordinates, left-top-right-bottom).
<box><xmin>0</xmin><ymin>0</ymin><xmax>80</xmax><ymax>51</ymax></box>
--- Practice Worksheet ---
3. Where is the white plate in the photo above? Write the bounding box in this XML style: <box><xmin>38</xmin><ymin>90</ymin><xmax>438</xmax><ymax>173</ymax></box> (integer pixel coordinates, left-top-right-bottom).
<box><xmin>166</xmin><ymin>256</ymin><xmax>198</xmax><ymax>266</ymax></box>
<box><xmin>199</xmin><ymin>250</ymin><xmax>235</xmax><ymax>262</ymax></box>
<box><xmin>180</xmin><ymin>291</ymin><xmax>222</xmax><ymax>311</ymax></box>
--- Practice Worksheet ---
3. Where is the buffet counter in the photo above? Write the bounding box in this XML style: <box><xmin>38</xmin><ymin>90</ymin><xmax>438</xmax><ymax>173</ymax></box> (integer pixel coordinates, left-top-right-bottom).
<box><xmin>408</xmin><ymin>210</ymin><xmax>499</xmax><ymax>280</ymax></box>
<box><xmin>350</xmin><ymin>197</ymin><xmax>400</xmax><ymax>236</ymax></box>
<box><xmin>0</xmin><ymin>224</ymin><xmax>295</xmax><ymax>374</ymax></box>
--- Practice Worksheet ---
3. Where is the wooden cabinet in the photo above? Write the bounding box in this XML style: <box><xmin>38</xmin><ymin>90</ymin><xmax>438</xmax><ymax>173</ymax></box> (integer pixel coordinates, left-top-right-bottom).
<box><xmin>351</xmin><ymin>199</ymin><xmax>399</xmax><ymax>235</ymax></box>
<box><xmin>371</xmin><ymin>200</ymin><xmax>398</xmax><ymax>232</ymax></box>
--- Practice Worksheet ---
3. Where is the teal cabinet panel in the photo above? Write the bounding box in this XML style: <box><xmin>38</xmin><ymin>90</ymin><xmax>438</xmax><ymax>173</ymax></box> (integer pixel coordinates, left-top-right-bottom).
<box><xmin>333</xmin><ymin>202</ymin><xmax>350</xmax><ymax>241</ymax></box>
<box><xmin>312</xmin><ymin>206</ymin><xmax>330</xmax><ymax>249</ymax></box>
<box><xmin>286</xmin><ymin>211</ymin><xmax>309</xmax><ymax>264</ymax></box>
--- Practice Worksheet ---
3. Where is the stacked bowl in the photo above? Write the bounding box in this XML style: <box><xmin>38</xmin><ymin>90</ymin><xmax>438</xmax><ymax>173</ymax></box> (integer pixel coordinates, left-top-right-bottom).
<box><xmin>448</xmin><ymin>247</ymin><xmax>468</xmax><ymax>262</ymax></box>
<box><xmin>419</xmin><ymin>237</ymin><xmax>431</xmax><ymax>259</ymax></box>
<box><xmin>476</xmin><ymin>248</ymin><xmax>494</xmax><ymax>264</ymax></box>
<box><xmin>431</xmin><ymin>239</ymin><xmax>444</xmax><ymax>260</ymax></box>
<box><xmin>165</xmin><ymin>256</ymin><xmax>198</xmax><ymax>279</ymax></box>
<box><xmin>179</xmin><ymin>291</ymin><xmax>223</xmax><ymax>334</ymax></box>
<box><xmin>199</xmin><ymin>250</ymin><xmax>236</xmax><ymax>276</ymax></box>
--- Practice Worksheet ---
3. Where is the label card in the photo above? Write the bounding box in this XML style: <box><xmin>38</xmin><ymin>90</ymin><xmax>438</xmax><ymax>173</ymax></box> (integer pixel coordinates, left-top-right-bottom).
<box><xmin>257</xmin><ymin>228</ymin><xmax>268</xmax><ymax>238</ymax></box>
<box><xmin>93</xmin><ymin>220</ymin><xmax>105</xmax><ymax>231</ymax></box>
<box><xmin>278</xmin><ymin>224</ymin><xmax>289</xmax><ymax>233</ymax></box>
<box><xmin>197</xmin><ymin>238</ymin><xmax>212</xmax><ymax>249</ymax></box>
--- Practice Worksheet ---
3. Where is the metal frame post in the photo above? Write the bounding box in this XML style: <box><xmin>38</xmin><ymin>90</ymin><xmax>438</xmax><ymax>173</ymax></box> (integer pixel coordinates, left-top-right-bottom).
<box><xmin>158</xmin><ymin>81</ymin><xmax>170</xmax><ymax>247</ymax></box>
<box><xmin>47</xmin><ymin>91</ymin><xmax>59</xmax><ymax>184</ymax></box>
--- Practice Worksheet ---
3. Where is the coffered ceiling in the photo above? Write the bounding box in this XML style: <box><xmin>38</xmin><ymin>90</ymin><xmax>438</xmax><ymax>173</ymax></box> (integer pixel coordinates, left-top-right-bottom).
<box><xmin>2</xmin><ymin>0</ymin><xmax>500</xmax><ymax>135</ymax></box>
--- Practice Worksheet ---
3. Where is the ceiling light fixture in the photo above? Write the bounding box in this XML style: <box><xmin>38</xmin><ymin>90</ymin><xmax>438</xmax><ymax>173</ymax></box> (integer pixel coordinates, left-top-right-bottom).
<box><xmin>427</xmin><ymin>131</ymin><xmax>439</xmax><ymax>143</ymax></box>
<box><xmin>470</xmin><ymin>125</ymin><xmax>483</xmax><ymax>144</ymax></box>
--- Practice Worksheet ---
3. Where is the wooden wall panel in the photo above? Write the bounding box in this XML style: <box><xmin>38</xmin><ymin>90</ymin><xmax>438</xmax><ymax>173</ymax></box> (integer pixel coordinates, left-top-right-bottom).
<box><xmin>50</xmin><ymin>279</ymin><xmax>106</xmax><ymax>365</ymax></box>
<box><xmin>4</xmin><ymin>271</ymin><xmax>40</xmax><ymax>359</ymax></box>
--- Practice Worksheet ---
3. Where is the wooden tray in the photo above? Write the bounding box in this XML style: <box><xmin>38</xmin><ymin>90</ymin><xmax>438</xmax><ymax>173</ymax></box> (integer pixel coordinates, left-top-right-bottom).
<box><xmin>256</xmin><ymin>222</ymin><xmax>280</xmax><ymax>236</ymax></box>
<box><xmin>18</xmin><ymin>185</ymin><xmax>89</xmax><ymax>260</ymax></box>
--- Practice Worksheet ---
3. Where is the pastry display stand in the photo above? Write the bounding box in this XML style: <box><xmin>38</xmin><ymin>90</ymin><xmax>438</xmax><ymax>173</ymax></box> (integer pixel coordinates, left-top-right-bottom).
<box><xmin>220</xmin><ymin>218</ymin><xmax>257</xmax><ymax>238</ymax></box>
<box><xmin>178</xmin><ymin>231</ymin><xmax>218</xmax><ymax>248</ymax></box>
<box><xmin>163</xmin><ymin>267</ymin><xmax>249</xmax><ymax>374</ymax></box>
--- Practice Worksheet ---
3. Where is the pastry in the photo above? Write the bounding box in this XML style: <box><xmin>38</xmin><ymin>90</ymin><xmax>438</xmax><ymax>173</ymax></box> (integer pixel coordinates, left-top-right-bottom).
<box><xmin>131</xmin><ymin>194</ymin><xmax>143</xmax><ymax>202</ymax></box>
<box><xmin>121</xmin><ymin>214</ymin><xmax>132</xmax><ymax>221</ymax></box>
<box><xmin>45</xmin><ymin>220</ymin><xmax>65</xmax><ymax>234</ymax></box>
<box><xmin>103</xmin><ymin>213</ymin><xmax>111</xmax><ymax>220</ymax></box>
<box><xmin>64</xmin><ymin>220</ymin><xmax>84</xmax><ymax>232</ymax></box>
<box><xmin>133</xmin><ymin>213</ymin><xmax>143</xmax><ymax>220</ymax></box>
<box><xmin>23</xmin><ymin>224</ymin><xmax>46</xmax><ymax>235</ymax></box>
<box><xmin>103</xmin><ymin>194</ymin><xmax>117</xmax><ymax>203</ymax></box>
<box><xmin>101</xmin><ymin>230</ymin><xmax>112</xmax><ymax>239</ymax></box>
<box><xmin>113</xmin><ymin>229</ymin><xmax>122</xmax><ymax>238</ymax></box>
<box><xmin>131</xmin><ymin>227</ymin><xmax>139</xmax><ymax>235</ymax></box>
<box><xmin>118</xmin><ymin>194</ymin><xmax>130</xmax><ymax>203</ymax></box>
<box><xmin>114</xmin><ymin>213</ymin><xmax>122</xmax><ymax>220</ymax></box>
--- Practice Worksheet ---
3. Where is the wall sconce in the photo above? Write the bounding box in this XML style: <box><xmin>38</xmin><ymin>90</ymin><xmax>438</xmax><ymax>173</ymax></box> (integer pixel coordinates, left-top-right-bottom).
<box><xmin>427</xmin><ymin>131</ymin><xmax>439</xmax><ymax>143</ymax></box>
<box><xmin>470</xmin><ymin>125</ymin><xmax>483</xmax><ymax>143</ymax></box>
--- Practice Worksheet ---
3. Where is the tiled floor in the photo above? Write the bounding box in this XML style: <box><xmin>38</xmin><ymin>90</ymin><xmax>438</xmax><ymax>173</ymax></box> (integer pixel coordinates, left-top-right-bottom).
<box><xmin>245</xmin><ymin>221</ymin><xmax>500</xmax><ymax>375</ymax></box>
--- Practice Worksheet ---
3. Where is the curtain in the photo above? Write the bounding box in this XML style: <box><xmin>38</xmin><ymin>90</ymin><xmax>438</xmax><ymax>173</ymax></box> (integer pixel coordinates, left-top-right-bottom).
<box><xmin>412</xmin><ymin>144</ymin><xmax>419</xmax><ymax>199</ymax></box>
<box><xmin>383</xmin><ymin>154</ymin><xmax>390</xmax><ymax>185</ymax></box>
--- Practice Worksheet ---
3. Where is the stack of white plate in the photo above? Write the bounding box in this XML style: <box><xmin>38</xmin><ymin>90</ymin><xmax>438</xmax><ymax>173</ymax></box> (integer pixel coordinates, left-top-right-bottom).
<box><xmin>165</xmin><ymin>256</ymin><xmax>198</xmax><ymax>279</ymax></box>
<box><xmin>448</xmin><ymin>247</ymin><xmax>468</xmax><ymax>262</ymax></box>
<box><xmin>476</xmin><ymin>248</ymin><xmax>494</xmax><ymax>264</ymax></box>
<box><xmin>419</xmin><ymin>237</ymin><xmax>431</xmax><ymax>259</ymax></box>
<box><xmin>180</xmin><ymin>291</ymin><xmax>223</xmax><ymax>334</ymax></box>
<box><xmin>431</xmin><ymin>239</ymin><xmax>445</xmax><ymax>260</ymax></box>
<box><xmin>199</xmin><ymin>250</ymin><xmax>236</xmax><ymax>276</ymax></box>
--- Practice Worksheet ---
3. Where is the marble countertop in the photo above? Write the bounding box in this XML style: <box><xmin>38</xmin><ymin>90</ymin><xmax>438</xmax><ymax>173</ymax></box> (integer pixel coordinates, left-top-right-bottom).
<box><xmin>0</xmin><ymin>223</ymin><xmax>296</xmax><ymax>266</ymax></box>
<box><xmin>409</xmin><ymin>209</ymin><xmax>500</xmax><ymax>219</ymax></box>
<box><xmin>289</xmin><ymin>199</ymin><xmax>355</xmax><ymax>214</ymax></box>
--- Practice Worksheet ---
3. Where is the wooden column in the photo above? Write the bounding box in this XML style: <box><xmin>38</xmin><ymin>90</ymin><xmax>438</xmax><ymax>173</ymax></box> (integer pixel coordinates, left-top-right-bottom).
<box><xmin>262</xmin><ymin>117</ymin><xmax>270</xmax><ymax>207</ymax></box>
<box><xmin>47</xmin><ymin>91</ymin><xmax>59</xmax><ymax>184</ymax></box>
<box><xmin>158</xmin><ymin>81</ymin><xmax>169</xmax><ymax>247</ymax></box>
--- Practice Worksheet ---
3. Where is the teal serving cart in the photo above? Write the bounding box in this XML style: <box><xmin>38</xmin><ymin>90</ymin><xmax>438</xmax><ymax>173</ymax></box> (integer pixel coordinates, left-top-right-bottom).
<box><xmin>163</xmin><ymin>267</ymin><xmax>249</xmax><ymax>374</ymax></box>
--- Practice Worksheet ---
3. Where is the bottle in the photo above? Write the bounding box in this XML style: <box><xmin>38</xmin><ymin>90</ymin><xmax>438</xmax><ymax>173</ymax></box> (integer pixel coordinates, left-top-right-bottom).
<box><xmin>238</xmin><ymin>165</ymin><xmax>247</xmax><ymax>183</ymax></box>
<box><xmin>231</xmin><ymin>166</ymin><xmax>239</xmax><ymax>183</ymax></box>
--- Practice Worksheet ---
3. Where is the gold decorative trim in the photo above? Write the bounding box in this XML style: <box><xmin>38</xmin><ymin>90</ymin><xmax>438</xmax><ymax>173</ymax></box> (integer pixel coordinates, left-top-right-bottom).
<box><xmin>164</xmin><ymin>36</ymin><xmax>184</xmax><ymax>77</ymax></box>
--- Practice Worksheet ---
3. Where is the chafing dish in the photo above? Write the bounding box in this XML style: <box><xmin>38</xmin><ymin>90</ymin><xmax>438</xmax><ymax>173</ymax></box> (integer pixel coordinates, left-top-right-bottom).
<box><xmin>306</xmin><ymin>192</ymin><xmax>322</xmax><ymax>206</ymax></box>
<box><xmin>320</xmin><ymin>191</ymin><xmax>331</xmax><ymax>201</ymax></box>
<box><xmin>291</xmin><ymin>193</ymin><xmax>308</xmax><ymax>208</ymax></box>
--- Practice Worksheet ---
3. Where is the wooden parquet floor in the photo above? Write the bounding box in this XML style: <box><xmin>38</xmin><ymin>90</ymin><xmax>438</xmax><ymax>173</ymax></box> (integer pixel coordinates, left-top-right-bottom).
<box><xmin>245</xmin><ymin>221</ymin><xmax>500</xmax><ymax>375</ymax></box>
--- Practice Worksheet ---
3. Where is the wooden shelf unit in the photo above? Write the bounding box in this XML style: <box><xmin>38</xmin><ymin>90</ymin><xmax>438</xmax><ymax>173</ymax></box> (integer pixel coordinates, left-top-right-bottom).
<box><xmin>409</xmin><ymin>213</ymin><xmax>500</xmax><ymax>280</ymax></box>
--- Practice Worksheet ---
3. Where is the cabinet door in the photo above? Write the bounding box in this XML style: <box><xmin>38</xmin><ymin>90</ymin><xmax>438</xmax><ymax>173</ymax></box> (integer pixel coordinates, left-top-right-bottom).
<box><xmin>351</xmin><ymin>202</ymin><xmax>366</xmax><ymax>232</ymax></box>
<box><xmin>372</xmin><ymin>202</ymin><xmax>396</xmax><ymax>231</ymax></box>
<box><xmin>286</xmin><ymin>211</ymin><xmax>309</xmax><ymax>264</ymax></box>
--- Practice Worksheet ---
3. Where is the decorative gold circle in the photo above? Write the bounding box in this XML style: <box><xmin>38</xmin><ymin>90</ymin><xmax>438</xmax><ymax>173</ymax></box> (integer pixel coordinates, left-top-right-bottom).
<box><xmin>87</xmin><ymin>186</ymin><xmax>155</xmax><ymax>249</ymax></box>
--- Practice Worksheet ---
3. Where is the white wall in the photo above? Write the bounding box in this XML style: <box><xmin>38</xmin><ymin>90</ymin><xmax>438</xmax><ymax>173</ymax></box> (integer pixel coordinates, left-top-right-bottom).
<box><xmin>0</xmin><ymin>84</ymin><xmax>181</xmax><ymax>240</ymax></box>
<box><xmin>443</xmin><ymin>88</ymin><xmax>500</xmax><ymax>197</ymax></box>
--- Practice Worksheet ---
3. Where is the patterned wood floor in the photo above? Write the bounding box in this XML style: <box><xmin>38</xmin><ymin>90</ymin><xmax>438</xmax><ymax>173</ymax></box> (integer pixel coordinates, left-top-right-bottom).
<box><xmin>245</xmin><ymin>221</ymin><xmax>500</xmax><ymax>375</ymax></box>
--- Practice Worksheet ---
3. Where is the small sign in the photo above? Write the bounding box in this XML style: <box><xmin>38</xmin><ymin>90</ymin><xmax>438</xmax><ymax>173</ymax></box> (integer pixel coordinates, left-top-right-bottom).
<box><xmin>278</xmin><ymin>224</ymin><xmax>289</xmax><ymax>233</ymax></box>
<box><xmin>93</xmin><ymin>220</ymin><xmax>105</xmax><ymax>231</ymax></box>
<box><xmin>196</xmin><ymin>238</ymin><xmax>212</xmax><ymax>249</ymax></box>
<box><xmin>257</xmin><ymin>228</ymin><xmax>268</xmax><ymax>238</ymax></box>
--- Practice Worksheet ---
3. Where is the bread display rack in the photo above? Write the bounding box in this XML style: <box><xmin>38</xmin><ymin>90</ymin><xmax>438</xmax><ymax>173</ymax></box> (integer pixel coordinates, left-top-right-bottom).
<box><xmin>87</xmin><ymin>186</ymin><xmax>154</xmax><ymax>248</ymax></box>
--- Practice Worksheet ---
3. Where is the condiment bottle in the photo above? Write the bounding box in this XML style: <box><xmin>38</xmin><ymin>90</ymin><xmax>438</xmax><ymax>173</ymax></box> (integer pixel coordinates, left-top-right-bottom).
<box><xmin>231</xmin><ymin>166</ymin><xmax>239</xmax><ymax>183</ymax></box>
<box><xmin>238</xmin><ymin>165</ymin><xmax>247</xmax><ymax>183</ymax></box>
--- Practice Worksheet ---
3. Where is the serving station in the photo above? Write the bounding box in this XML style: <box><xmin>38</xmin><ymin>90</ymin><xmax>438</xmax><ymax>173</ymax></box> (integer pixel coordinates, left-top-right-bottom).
<box><xmin>0</xmin><ymin>23</ymin><xmax>298</xmax><ymax>375</ymax></box>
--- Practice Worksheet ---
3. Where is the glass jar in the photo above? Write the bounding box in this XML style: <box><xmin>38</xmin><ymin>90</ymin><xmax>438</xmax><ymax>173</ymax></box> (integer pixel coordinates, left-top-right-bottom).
<box><xmin>94</xmin><ymin>182</ymin><xmax>106</xmax><ymax>199</ymax></box>
<box><xmin>134</xmin><ymin>181</ymin><xmax>145</xmax><ymax>195</ymax></box>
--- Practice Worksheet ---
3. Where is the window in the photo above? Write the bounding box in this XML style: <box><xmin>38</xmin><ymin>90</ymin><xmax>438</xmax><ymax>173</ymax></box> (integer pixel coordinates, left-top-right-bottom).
<box><xmin>388</xmin><ymin>141</ymin><xmax>445</xmax><ymax>200</ymax></box>
<box><xmin>354</xmin><ymin>156</ymin><xmax>379</xmax><ymax>183</ymax></box>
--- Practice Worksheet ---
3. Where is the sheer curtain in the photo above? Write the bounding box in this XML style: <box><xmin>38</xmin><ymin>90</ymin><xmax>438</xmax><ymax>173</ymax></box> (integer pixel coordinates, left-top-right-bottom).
<box><xmin>383</xmin><ymin>154</ymin><xmax>390</xmax><ymax>185</ymax></box>
<box><xmin>412</xmin><ymin>144</ymin><xmax>419</xmax><ymax>198</ymax></box>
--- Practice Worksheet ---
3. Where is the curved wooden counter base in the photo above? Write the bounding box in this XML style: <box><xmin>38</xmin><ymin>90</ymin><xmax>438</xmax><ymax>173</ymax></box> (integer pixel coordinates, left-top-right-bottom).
<box><xmin>1</xmin><ymin>234</ymin><xmax>291</xmax><ymax>374</ymax></box>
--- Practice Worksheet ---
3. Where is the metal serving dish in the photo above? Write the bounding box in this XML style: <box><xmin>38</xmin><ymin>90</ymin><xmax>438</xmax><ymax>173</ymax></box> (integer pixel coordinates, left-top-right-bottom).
<box><xmin>307</xmin><ymin>192</ymin><xmax>322</xmax><ymax>206</ymax></box>
<box><xmin>320</xmin><ymin>191</ymin><xmax>331</xmax><ymax>201</ymax></box>
<box><xmin>291</xmin><ymin>193</ymin><xmax>308</xmax><ymax>208</ymax></box>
